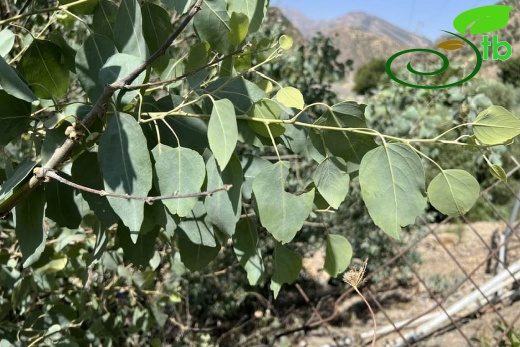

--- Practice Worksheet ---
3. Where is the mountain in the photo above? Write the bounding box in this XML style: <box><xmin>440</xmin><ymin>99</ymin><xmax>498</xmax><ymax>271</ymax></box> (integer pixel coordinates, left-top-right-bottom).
<box><xmin>278</xmin><ymin>8</ymin><xmax>431</xmax><ymax>70</ymax></box>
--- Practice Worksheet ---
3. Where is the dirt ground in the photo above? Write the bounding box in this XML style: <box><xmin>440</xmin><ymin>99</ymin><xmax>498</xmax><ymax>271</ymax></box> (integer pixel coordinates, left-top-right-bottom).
<box><xmin>295</xmin><ymin>221</ymin><xmax>520</xmax><ymax>347</ymax></box>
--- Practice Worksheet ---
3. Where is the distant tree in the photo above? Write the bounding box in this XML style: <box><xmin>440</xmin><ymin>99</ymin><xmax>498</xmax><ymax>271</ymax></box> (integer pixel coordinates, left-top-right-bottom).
<box><xmin>498</xmin><ymin>55</ymin><xmax>520</xmax><ymax>87</ymax></box>
<box><xmin>353</xmin><ymin>58</ymin><xmax>387</xmax><ymax>94</ymax></box>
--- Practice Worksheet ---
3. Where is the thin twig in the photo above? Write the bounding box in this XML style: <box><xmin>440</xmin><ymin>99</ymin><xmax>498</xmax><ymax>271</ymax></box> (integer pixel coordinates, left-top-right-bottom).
<box><xmin>122</xmin><ymin>46</ymin><xmax>249</xmax><ymax>91</ymax></box>
<box><xmin>42</xmin><ymin>169</ymin><xmax>231</xmax><ymax>204</ymax></box>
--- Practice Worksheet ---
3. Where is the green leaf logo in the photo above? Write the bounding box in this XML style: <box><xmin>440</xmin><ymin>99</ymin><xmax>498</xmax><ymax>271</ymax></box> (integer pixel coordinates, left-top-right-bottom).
<box><xmin>453</xmin><ymin>5</ymin><xmax>514</xmax><ymax>35</ymax></box>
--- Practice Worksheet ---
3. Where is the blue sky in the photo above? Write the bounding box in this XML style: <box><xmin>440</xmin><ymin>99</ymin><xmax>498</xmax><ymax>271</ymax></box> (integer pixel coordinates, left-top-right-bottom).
<box><xmin>270</xmin><ymin>0</ymin><xmax>503</xmax><ymax>40</ymax></box>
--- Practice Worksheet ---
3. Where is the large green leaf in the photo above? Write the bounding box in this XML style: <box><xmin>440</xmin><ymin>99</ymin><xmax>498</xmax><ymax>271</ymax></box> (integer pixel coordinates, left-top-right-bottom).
<box><xmin>152</xmin><ymin>145</ymin><xmax>206</xmax><ymax>217</ymax></box>
<box><xmin>270</xmin><ymin>242</ymin><xmax>301</xmax><ymax>298</ymax></box>
<box><xmin>472</xmin><ymin>106</ymin><xmax>520</xmax><ymax>145</ymax></box>
<box><xmin>45</xmin><ymin>172</ymin><xmax>82</xmax><ymax>229</ymax></box>
<box><xmin>186</xmin><ymin>41</ymin><xmax>211</xmax><ymax>88</ymax></box>
<box><xmin>208</xmin><ymin>99</ymin><xmax>238</xmax><ymax>169</ymax></box>
<box><xmin>0</xmin><ymin>55</ymin><xmax>37</xmax><ymax>103</ymax></box>
<box><xmin>141</xmin><ymin>2</ymin><xmax>173</xmax><ymax>74</ymax></box>
<box><xmin>315</xmin><ymin>101</ymin><xmax>376</xmax><ymax>163</ymax></box>
<box><xmin>228</xmin><ymin>12</ymin><xmax>249</xmax><ymax>46</ymax></box>
<box><xmin>0</xmin><ymin>158</ymin><xmax>36</xmax><ymax>205</ymax></box>
<box><xmin>0</xmin><ymin>29</ymin><xmax>15</xmax><ymax>58</ymax></box>
<box><xmin>41</xmin><ymin>126</ymin><xmax>68</xmax><ymax>166</ymax></box>
<box><xmin>161</xmin><ymin>0</ymin><xmax>190</xmax><ymax>14</ymax></box>
<box><xmin>453</xmin><ymin>5</ymin><xmax>514</xmax><ymax>35</ymax></box>
<box><xmin>92</xmin><ymin>0</ymin><xmax>118</xmax><ymax>39</ymax></box>
<box><xmin>71</xmin><ymin>152</ymin><xmax>118</xmax><ymax>227</ymax></box>
<box><xmin>98</xmin><ymin>53</ymin><xmax>146</xmax><ymax>107</ymax></box>
<box><xmin>114</xmin><ymin>0</ymin><xmax>148</xmax><ymax>60</ymax></box>
<box><xmin>312</xmin><ymin>157</ymin><xmax>350</xmax><ymax>209</ymax></box>
<box><xmin>117</xmin><ymin>223</ymin><xmax>159</xmax><ymax>267</ymax></box>
<box><xmin>205</xmin><ymin>155</ymin><xmax>242</xmax><ymax>236</ymax></box>
<box><xmin>177</xmin><ymin>202</ymin><xmax>215</xmax><ymax>247</ymax></box>
<box><xmin>227</xmin><ymin>0</ymin><xmax>268</xmax><ymax>33</ymax></box>
<box><xmin>359</xmin><ymin>143</ymin><xmax>426</xmax><ymax>239</ymax></box>
<box><xmin>205</xmin><ymin>77</ymin><xmax>266</xmax><ymax>114</ymax></box>
<box><xmin>75</xmin><ymin>33</ymin><xmax>117</xmax><ymax>102</ymax></box>
<box><xmin>248</xmin><ymin>99</ymin><xmax>286</xmax><ymax>138</ymax></box>
<box><xmin>48</xmin><ymin>33</ymin><xmax>77</xmax><ymax>73</ymax></box>
<box><xmin>17</xmin><ymin>40</ymin><xmax>69</xmax><ymax>99</ymax></box>
<box><xmin>427</xmin><ymin>169</ymin><xmax>480</xmax><ymax>216</ymax></box>
<box><xmin>99</xmin><ymin>112</ymin><xmax>153</xmax><ymax>240</ymax></box>
<box><xmin>252</xmin><ymin>162</ymin><xmax>314</xmax><ymax>243</ymax></box>
<box><xmin>15</xmin><ymin>185</ymin><xmax>46</xmax><ymax>268</ymax></box>
<box><xmin>241</xmin><ymin>154</ymin><xmax>271</xmax><ymax>200</ymax></box>
<box><xmin>178</xmin><ymin>234</ymin><xmax>220</xmax><ymax>271</ymax></box>
<box><xmin>233</xmin><ymin>218</ymin><xmax>264</xmax><ymax>285</ymax></box>
<box><xmin>0</xmin><ymin>90</ymin><xmax>31</xmax><ymax>147</ymax></box>
<box><xmin>324</xmin><ymin>234</ymin><xmax>352</xmax><ymax>277</ymax></box>
<box><xmin>276</xmin><ymin>87</ymin><xmax>304</xmax><ymax>110</ymax></box>
<box><xmin>193</xmin><ymin>0</ymin><xmax>233</xmax><ymax>54</ymax></box>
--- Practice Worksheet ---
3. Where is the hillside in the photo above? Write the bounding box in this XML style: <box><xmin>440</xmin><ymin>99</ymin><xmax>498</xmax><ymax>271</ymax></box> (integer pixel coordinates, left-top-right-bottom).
<box><xmin>279</xmin><ymin>8</ymin><xmax>431</xmax><ymax>70</ymax></box>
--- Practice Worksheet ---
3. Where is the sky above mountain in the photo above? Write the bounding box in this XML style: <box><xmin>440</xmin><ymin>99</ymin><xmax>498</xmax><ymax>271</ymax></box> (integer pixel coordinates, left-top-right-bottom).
<box><xmin>270</xmin><ymin>0</ymin><xmax>503</xmax><ymax>40</ymax></box>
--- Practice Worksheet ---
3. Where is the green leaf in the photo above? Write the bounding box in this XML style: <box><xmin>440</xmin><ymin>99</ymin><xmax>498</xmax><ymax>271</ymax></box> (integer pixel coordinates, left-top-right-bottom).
<box><xmin>227</xmin><ymin>0</ymin><xmax>268</xmax><ymax>33</ymax></box>
<box><xmin>152</xmin><ymin>145</ymin><xmax>206</xmax><ymax>217</ymax></box>
<box><xmin>312</xmin><ymin>157</ymin><xmax>350</xmax><ymax>209</ymax></box>
<box><xmin>427</xmin><ymin>169</ymin><xmax>480</xmax><ymax>216</ymax></box>
<box><xmin>270</xmin><ymin>242</ymin><xmax>301</xmax><ymax>298</ymax></box>
<box><xmin>15</xmin><ymin>185</ymin><xmax>46</xmax><ymax>268</ymax></box>
<box><xmin>58</xmin><ymin>0</ymin><xmax>99</xmax><ymax>14</ymax></box>
<box><xmin>241</xmin><ymin>154</ymin><xmax>271</xmax><ymax>200</ymax></box>
<box><xmin>253</xmin><ymin>162</ymin><xmax>314</xmax><ymax>243</ymax></box>
<box><xmin>359</xmin><ymin>143</ymin><xmax>427</xmax><ymax>239</ymax></box>
<box><xmin>205</xmin><ymin>155</ymin><xmax>242</xmax><ymax>235</ymax></box>
<box><xmin>71</xmin><ymin>152</ymin><xmax>118</xmax><ymax>227</ymax></box>
<box><xmin>453</xmin><ymin>5</ymin><xmax>514</xmax><ymax>35</ymax></box>
<box><xmin>141</xmin><ymin>2</ymin><xmax>173</xmax><ymax>74</ymax></box>
<box><xmin>185</xmin><ymin>41</ymin><xmax>211</xmax><ymax>88</ymax></box>
<box><xmin>98</xmin><ymin>53</ymin><xmax>146</xmax><ymax>107</ymax></box>
<box><xmin>75</xmin><ymin>33</ymin><xmax>117</xmax><ymax>102</ymax></box>
<box><xmin>0</xmin><ymin>90</ymin><xmax>31</xmax><ymax>147</ymax></box>
<box><xmin>92</xmin><ymin>0</ymin><xmax>118</xmax><ymax>40</ymax></box>
<box><xmin>276</xmin><ymin>87</ymin><xmax>304</xmax><ymax>109</ymax></box>
<box><xmin>489</xmin><ymin>164</ymin><xmax>507</xmax><ymax>182</ymax></box>
<box><xmin>177</xmin><ymin>202</ymin><xmax>215</xmax><ymax>247</ymax></box>
<box><xmin>324</xmin><ymin>234</ymin><xmax>352</xmax><ymax>277</ymax></box>
<box><xmin>0</xmin><ymin>29</ymin><xmax>15</xmax><ymax>58</ymax></box>
<box><xmin>0</xmin><ymin>56</ymin><xmax>37</xmax><ymax>103</ymax></box>
<box><xmin>48</xmin><ymin>33</ymin><xmax>77</xmax><ymax>73</ymax></box>
<box><xmin>178</xmin><ymin>233</ymin><xmax>220</xmax><ymax>271</ymax></box>
<box><xmin>315</xmin><ymin>101</ymin><xmax>377</xmax><ymax>163</ymax></box>
<box><xmin>161</xmin><ymin>0</ymin><xmax>190</xmax><ymax>14</ymax></box>
<box><xmin>45</xmin><ymin>172</ymin><xmax>82</xmax><ymax>229</ymax></box>
<box><xmin>114</xmin><ymin>0</ymin><xmax>148</xmax><ymax>60</ymax></box>
<box><xmin>99</xmin><ymin>112</ymin><xmax>153</xmax><ymax>240</ymax></box>
<box><xmin>193</xmin><ymin>0</ymin><xmax>233</xmax><ymax>54</ymax></box>
<box><xmin>205</xmin><ymin>77</ymin><xmax>266</xmax><ymax>114</ymax></box>
<box><xmin>248</xmin><ymin>99</ymin><xmax>286</xmax><ymax>138</ymax></box>
<box><xmin>228</xmin><ymin>12</ymin><xmax>249</xmax><ymax>46</ymax></box>
<box><xmin>0</xmin><ymin>158</ymin><xmax>36</xmax><ymax>205</ymax></box>
<box><xmin>278</xmin><ymin>34</ymin><xmax>294</xmax><ymax>50</ymax></box>
<box><xmin>473</xmin><ymin>106</ymin><xmax>520</xmax><ymax>145</ymax></box>
<box><xmin>117</xmin><ymin>223</ymin><xmax>160</xmax><ymax>267</ymax></box>
<box><xmin>233</xmin><ymin>218</ymin><xmax>264</xmax><ymax>285</ymax></box>
<box><xmin>17</xmin><ymin>39</ymin><xmax>69</xmax><ymax>99</ymax></box>
<box><xmin>208</xmin><ymin>99</ymin><xmax>238</xmax><ymax>169</ymax></box>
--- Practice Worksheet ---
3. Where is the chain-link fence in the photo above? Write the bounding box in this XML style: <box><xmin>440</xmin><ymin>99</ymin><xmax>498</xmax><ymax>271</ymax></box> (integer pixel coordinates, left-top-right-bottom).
<box><xmin>287</xmin><ymin>160</ymin><xmax>520</xmax><ymax>347</ymax></box>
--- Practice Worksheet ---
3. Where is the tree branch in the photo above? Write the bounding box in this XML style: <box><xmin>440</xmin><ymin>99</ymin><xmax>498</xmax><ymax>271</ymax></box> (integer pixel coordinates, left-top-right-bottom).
<box><xmin>0</xmin><ymin>0</ymin><xmax>204</xmax><ymax>216</ymax></box>
<box><xmin>42</xmin><ymin>168</ymin><xmax>232</xmax><ymax>204</ymax></box>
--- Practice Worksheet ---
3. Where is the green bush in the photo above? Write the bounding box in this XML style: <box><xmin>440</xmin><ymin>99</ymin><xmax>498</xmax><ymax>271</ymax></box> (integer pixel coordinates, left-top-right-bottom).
<box><xmin>353</xmin><ymin>58</ymin><xmax>388</xmax><ymax>95</ymax></box>
<box><xmin>498</xmin><ymin>55</ymin><xmax>520</xmax><ymax>87</ymax></box>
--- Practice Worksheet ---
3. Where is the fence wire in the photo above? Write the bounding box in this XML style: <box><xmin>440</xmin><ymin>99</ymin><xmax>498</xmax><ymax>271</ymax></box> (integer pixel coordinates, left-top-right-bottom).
<box><xmin>309</xmin><ymin>160</ymin><xmax>520</xmax><ymax>347</ymax></box>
